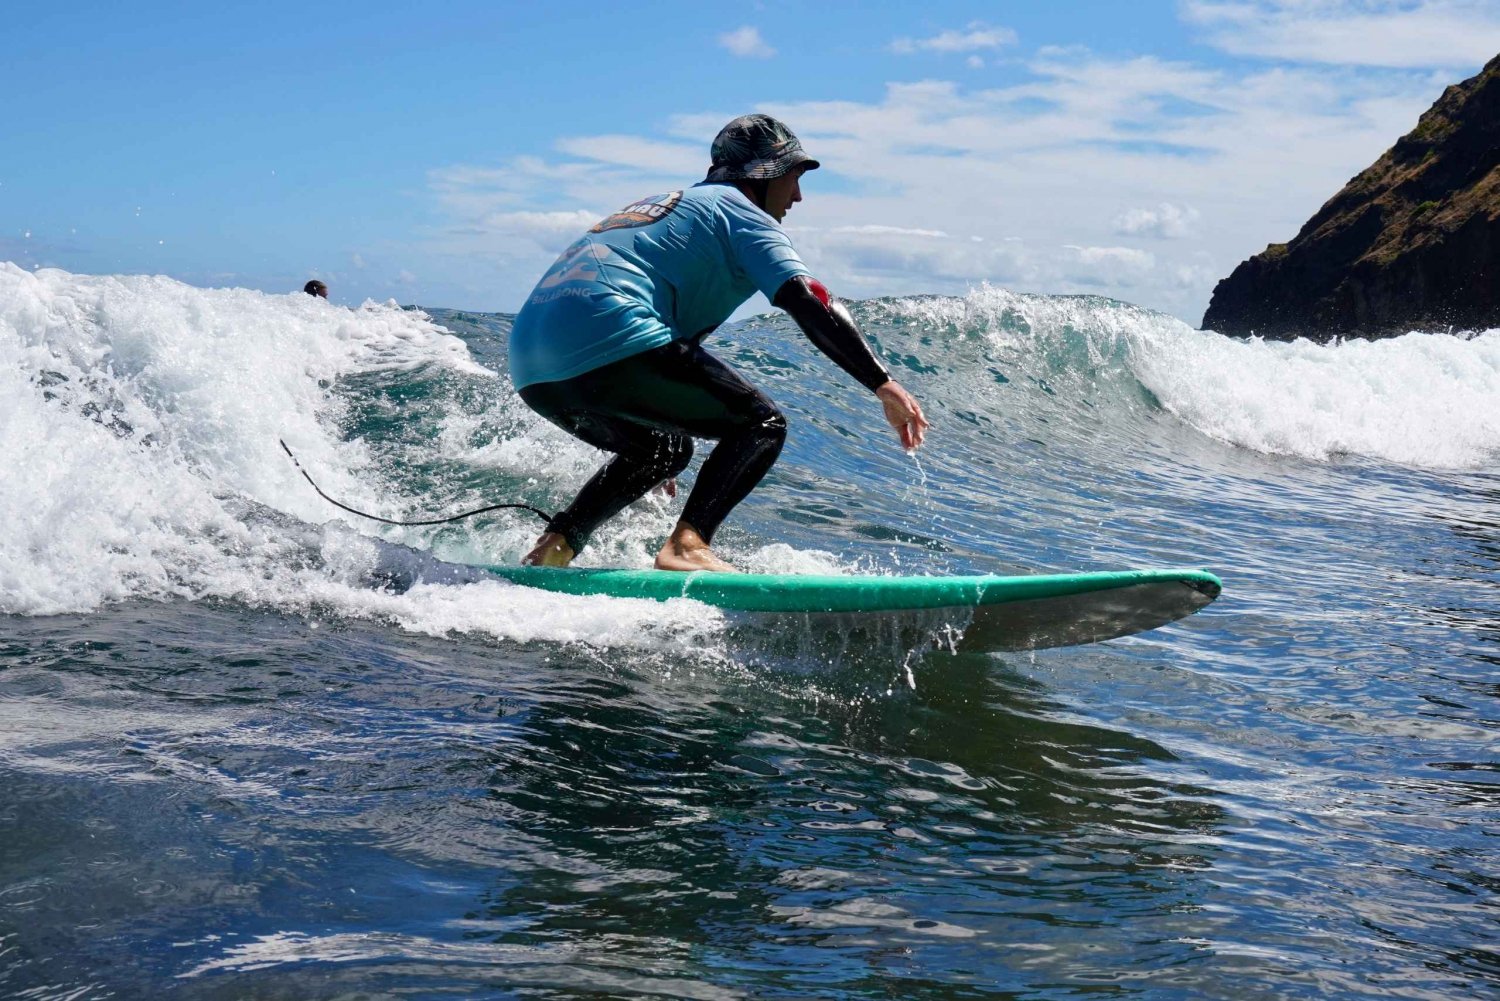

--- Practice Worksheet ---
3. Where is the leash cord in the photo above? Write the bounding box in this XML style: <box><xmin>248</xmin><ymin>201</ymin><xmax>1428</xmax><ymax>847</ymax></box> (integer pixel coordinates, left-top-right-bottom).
<box><xmin>279</xmin><ymin>439</ymin><xmax>552</xmax><ymax>527</ymax></box>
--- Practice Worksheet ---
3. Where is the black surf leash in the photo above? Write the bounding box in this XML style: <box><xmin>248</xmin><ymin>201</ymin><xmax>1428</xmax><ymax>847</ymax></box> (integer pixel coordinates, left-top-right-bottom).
<box><xmin>279</xmin><ymin>439</ymin><xmax>552</xmax><ymax>527</ymax></box>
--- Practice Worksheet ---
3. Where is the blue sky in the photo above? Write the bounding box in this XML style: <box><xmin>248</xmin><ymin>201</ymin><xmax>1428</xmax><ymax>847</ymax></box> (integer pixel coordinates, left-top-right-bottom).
<box><xmin>5</xmin><ymin>1</ymin><xmax>1498</xmax><ymax>323</ymax></box>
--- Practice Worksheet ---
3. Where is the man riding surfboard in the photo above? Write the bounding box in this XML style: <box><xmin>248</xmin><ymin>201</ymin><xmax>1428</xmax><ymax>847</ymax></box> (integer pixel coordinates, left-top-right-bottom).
<box><xmin>509</xmin><ymin>114</ymin><xmax>928</xmax><ymax>572</ymax></box>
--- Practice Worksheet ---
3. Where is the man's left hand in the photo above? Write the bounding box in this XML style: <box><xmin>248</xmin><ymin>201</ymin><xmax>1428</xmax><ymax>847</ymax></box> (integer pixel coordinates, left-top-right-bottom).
<box><xmin>875</xmin><ymin>381</ymin><xmax>929</xmax><ymax>450</ymax></box>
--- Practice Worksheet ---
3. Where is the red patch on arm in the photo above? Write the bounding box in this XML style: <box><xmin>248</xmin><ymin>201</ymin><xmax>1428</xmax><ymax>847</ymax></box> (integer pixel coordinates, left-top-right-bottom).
<box><xmin>808</xmin><ymin>278</ymin><xmax>831</xmax><ymax>308</ymax></box>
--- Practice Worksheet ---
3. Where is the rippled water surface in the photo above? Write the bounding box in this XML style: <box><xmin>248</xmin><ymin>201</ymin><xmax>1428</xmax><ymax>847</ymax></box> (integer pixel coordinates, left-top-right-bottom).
<box><xmin>2</xmin><ymin>267</ymin><xmax>1498</xmax><ymax>998</ymax></box>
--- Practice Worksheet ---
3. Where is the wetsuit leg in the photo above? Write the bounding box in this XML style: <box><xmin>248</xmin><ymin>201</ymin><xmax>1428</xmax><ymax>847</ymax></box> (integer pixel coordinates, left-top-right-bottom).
<box><xmin>513</xmin><ymin>399</ymin><xmax>694</xmax><ymax>555</ymax></box>
<box><xmin>518</xmin><ymin>340</ymin><xmax>786</xmax><ymax>552</ymax></box>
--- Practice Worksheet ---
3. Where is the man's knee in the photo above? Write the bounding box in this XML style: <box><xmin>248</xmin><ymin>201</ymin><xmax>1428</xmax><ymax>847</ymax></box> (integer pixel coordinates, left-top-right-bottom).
<box><xmin>751</xmin><ymin>404</ymin><xmax>787</xmax><ymax>445</ymax></box>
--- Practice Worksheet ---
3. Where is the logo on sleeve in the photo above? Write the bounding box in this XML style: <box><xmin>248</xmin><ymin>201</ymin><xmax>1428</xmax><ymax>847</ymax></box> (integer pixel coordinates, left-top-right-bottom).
<box><xmin>590</xmin><ymin>191</ymin><xmax>683</xmax><ymax>232</ymax></box>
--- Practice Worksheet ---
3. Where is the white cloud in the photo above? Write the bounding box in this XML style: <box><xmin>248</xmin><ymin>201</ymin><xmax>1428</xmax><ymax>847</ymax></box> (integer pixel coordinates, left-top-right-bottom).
<box><xmin>792</xmin><ymin>224</ymin><xmax>1037</xmax><ymax>292</ymax></box>
<box><xmin>1171</xmin><ymin>261</ymin><xmax>1223</xmax><ymax>289</ymax></box>
<box><xmin>718</xmin><ymin>26</ymin><xmax>776</xmax><ymax>59</ymax></box>
<box><xmin>891</xmin><ymin>21</ymin><xmax>1018</xmax><ymax>55</ymax></box>
<box><xmin>823</xmin><ymin>224</ymin><xmax>952</xmax><ymax>238</ymax></box>
<box><xmin>754</xmin><ymin>53</ymin><xmax>1448</xmax><ymax>316</ymax></box>
<box><xmin>553</xmin><ymin>135</ymin><xmax>702</xmax><ymax>177</ymax></box>
<box><xmin>474</xmin><ymin>209</ymin><xmax>601</xmax><ymax>249</ymax></box>
<box><xmin>427</xmin><ymin>137</ymin><xmax>700</xmax><ymax>230</ymax></box>
<box><xmin>428</xmin><ymin>158</ymin><xmax>608</xmax><ymax>220</ymax></box>
<box><xmin>1069</xmin><ymin>245</ymin><xmax>1157</xmax><ymax>268</ymax></box>
<box><xmin>422</xmin><ymin>42</ymin><xmax>1470</xmax><ymax>321</ymax></box>
<box><xmin>1112</xmin><ymin>203</ymin><xmax>1201</xmax><ymax>238</ymax></box>
<box><xmin>1063</xmin><ymin>246</ymin><xmax>1159</xmax><ymax>287</ymax></box>
<box><xmin>1183</xmin><ymin>0</ymin><xmax>1500</xmax><ymax>68</ymax></box>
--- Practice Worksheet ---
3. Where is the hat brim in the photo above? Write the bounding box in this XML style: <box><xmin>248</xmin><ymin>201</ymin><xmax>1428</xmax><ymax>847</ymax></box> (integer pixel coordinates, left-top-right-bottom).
<box><xmin>706</xmin><ymin>151</ymin><xmax>820</xmax><ymax>183</ymax></box>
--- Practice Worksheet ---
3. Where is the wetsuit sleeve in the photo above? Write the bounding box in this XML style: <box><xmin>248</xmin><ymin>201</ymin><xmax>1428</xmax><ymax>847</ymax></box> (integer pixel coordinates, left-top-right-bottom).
<box><xmin>773</xmin><ymin>276</ymin><xmax>891</xmax><ymax>392</ymax></box>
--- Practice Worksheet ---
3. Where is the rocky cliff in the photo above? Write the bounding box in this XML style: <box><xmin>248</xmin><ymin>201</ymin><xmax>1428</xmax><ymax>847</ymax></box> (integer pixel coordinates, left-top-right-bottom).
<box><xmin>1202</xmin><ymin>54</ymin><xmax>1500</xmax><ymax>340</ymax></box>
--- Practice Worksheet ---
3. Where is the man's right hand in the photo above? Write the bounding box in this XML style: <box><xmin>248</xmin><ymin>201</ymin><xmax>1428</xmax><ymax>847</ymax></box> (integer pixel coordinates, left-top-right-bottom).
<box><xmin>875</xmin><ymin>381</ymin><xmax>929</xmax><ymax>450</ymax></box>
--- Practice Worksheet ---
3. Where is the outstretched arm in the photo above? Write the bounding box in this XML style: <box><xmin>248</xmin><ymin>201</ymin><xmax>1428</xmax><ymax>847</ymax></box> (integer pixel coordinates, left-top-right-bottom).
<box><xmin>773</xmin><ymin>276</ymin><xmax>929</xmax><ymax>449</ymax></box>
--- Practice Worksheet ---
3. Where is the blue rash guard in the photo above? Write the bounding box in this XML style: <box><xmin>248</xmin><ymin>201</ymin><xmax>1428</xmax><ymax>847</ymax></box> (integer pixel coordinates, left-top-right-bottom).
<box><xmin>508</xmin><ymin>182</ymin><xmax>811</xmax><ymax>390</ymax></box>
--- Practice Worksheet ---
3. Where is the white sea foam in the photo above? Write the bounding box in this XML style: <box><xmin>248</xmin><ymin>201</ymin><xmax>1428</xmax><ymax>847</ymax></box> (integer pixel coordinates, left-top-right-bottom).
<box><xmin>0</xmin><ymin>264</ymin><xmax>726</xmax><ymax>649</ymax></box>
<box><xmin>1134</xmin><ymin>324</ymin><xmax>1500</xmax><ymax>470</ymax></box>
<box><xmin>887</xmin><ymin>285</ymin><xmax>1500</xmax><ymax>470</ymax></box>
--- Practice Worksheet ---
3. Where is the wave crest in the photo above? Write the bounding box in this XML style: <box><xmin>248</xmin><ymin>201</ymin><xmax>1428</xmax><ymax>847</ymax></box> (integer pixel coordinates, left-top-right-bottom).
<box><xmin>877</xmin><ymin>284</ymin><xmax>1500</xmax><ymax>469</ymax></box>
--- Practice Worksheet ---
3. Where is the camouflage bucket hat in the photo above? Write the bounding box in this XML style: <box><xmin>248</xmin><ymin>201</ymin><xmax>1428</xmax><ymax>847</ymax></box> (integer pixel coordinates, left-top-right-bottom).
<box><xmin>706</xmin><ymin>114</ymin><xmax>820</xmax><ymax>182</ymax></box>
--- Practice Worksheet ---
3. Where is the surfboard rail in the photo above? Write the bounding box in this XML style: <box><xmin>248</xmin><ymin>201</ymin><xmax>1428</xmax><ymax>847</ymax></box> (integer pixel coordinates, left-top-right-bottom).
<box><xmin>484</xmin><ymin>565</ymin><xmax>1222</xmax><ymax>650</ymax></box>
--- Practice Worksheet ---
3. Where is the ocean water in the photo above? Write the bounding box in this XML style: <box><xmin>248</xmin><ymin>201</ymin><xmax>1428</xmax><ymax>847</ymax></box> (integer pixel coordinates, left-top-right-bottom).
<box><xmin>1</xmin><ymin>261</ymin><xmax>1497</xmax><ymax>999</ymax></box>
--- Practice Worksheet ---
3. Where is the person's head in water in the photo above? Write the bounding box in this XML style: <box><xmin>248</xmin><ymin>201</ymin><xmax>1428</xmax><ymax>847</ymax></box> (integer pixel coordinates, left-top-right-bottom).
<box><xmin>705</xmin><ymin>114</ymin><xmax>819</xmax><ymax>223</ymax></box>
<box><xmin>304</xmin><ymin>280</ymin><xmax>328</xmax><ymax>299</ymax></box>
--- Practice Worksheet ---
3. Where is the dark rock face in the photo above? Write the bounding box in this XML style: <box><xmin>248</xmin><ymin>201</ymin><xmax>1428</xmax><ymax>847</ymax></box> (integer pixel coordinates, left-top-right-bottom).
<box><xmin>1203</xmin><ymin>54</ymin><xmax>1500</xmax><ymax>340</ymax></box>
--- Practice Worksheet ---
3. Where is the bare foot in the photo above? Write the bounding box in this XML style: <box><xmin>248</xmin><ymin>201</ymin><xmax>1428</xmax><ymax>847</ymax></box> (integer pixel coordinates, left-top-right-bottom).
<box><xmin>522</xmin><ymin>532</ymin><xmax>574</xmax><ymax>567</ymax></box>
<box><xmin>654</xmin><ymin>522</ymin><xmax>737</xmax><ymax>573</ymax></box>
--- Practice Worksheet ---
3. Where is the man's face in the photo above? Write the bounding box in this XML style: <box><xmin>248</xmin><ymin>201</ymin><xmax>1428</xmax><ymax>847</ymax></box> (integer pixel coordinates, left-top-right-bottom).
<box><xmin>764</xmin><ymin>165</ymin><xmax>807</xmax><ymax>222</ymax></box>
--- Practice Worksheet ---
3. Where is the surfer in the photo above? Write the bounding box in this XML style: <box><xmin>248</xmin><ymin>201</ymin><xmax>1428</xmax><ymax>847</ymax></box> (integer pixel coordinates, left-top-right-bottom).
<box><xmin>509</xmin><ymin>114</ymin><xmax>928</xmax><ymax>572</ymax></box>
<box><xmin>304</xmin><ymin>280</ymin><xmax>328</xmax><ymax>299</ymax></box>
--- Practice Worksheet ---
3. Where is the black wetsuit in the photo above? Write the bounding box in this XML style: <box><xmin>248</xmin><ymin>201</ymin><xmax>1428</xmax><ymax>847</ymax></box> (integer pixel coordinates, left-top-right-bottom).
<box><xmin>521</xmin><ymin>338</ymin><xmax>784</xmax><ymax>554</ymax></box>
<box><xmin>521</xmin><ymin>276</ymin><xmax>890</xmax><ymax>554</ymax></box>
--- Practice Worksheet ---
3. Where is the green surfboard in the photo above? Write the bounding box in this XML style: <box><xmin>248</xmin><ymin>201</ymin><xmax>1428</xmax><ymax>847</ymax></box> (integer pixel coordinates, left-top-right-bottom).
<box><xmin>485</xmin><ymin>565</ymin><xmax>1222</xmax><ymax>651</ymax></box>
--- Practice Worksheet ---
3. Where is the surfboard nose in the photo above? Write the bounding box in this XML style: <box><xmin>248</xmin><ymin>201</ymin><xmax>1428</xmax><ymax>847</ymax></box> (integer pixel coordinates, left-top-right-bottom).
<box><xmin>958</xmin><ymin>578</ymin><xmax>1220</xmax><ymax>652</ymax></box>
